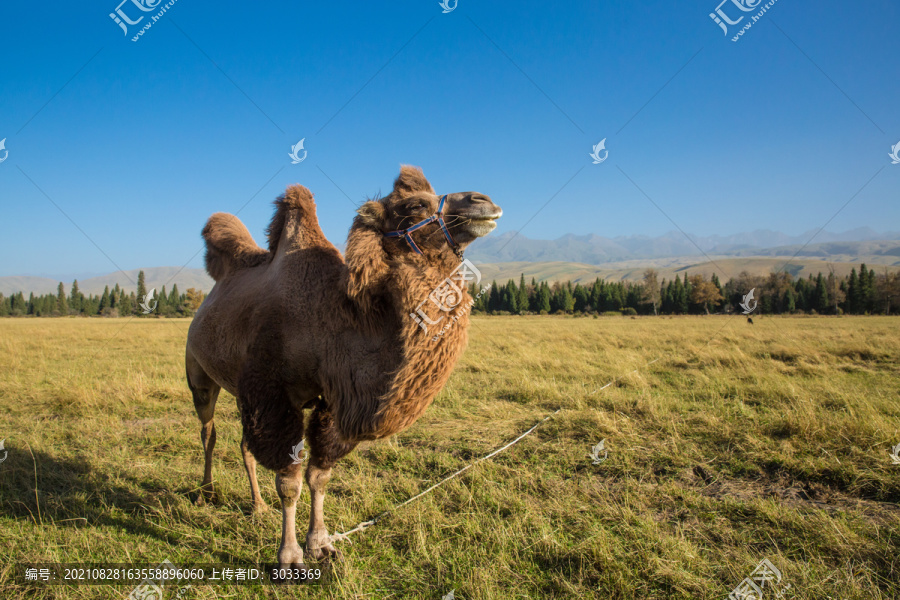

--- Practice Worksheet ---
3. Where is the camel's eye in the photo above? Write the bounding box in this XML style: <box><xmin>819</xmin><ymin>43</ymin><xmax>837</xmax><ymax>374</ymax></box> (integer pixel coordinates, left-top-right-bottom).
<box><xmin>408</xmin><ymin>202</ymin><xmax>426</xmax><ymax>212</ymax></box>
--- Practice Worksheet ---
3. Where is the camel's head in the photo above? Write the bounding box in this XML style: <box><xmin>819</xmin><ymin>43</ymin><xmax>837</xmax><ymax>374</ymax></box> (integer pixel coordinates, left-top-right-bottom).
<box><xmin>355</xmin><ymin>166</ymin><xmax>503</xmax><ymax>258</ymax></box>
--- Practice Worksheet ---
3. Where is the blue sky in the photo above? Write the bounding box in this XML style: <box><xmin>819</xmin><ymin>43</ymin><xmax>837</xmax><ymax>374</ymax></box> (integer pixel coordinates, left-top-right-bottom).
<box><xmin>1</xmin><ymin>0</ymin><xmax>897</xmax><ymax>279</ymax></box>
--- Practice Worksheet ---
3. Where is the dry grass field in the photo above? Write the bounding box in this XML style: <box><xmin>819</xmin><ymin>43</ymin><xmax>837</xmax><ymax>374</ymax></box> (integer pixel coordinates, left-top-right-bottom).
<box><xmin>1</xmin><ymin>316</ymin><xmax>899</xmax><ymax>599</ymax></box>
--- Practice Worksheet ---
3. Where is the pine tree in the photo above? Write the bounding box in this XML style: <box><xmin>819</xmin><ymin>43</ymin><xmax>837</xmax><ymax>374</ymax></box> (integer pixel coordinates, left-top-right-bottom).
<box><xmin>506</xmin><ymin>280</ymin><xmax>519</xmax><ymax>313</ymax></box>
<box><xmin>99</xmin><ymin>286</ymin><xmax>111</xmax><ymax>313</ymax></box>
<box><xmin>136</xmin><ymin>271</ymin><xmax>148</xmax><ymax>316</ymax></box>
<box><xmin>814</xmin><ymin>274</ymin><xmax>828</xmax><ymax>313</ymax></box>
<box><xmin>588</xmin><ymin>279</ymin><xmax>600</xmax><ymax>312</ymax></box>
<box><xmin>56</xmin><ymin>282</ymin><xmax>68</xmax><ymax>316</ymax></box>
<box><xmin>859</xmin><ymin>264</ymin><xmax>875</xmax><ymax>313</ymax></box>
<box><xmin>169</xmin><ymin>284</ymin><xmax>180</xmax><ymax>314</ymax></box>
<box><xmin>70</xmin><ymin>280</ymin><xmax>82</xmax><ymax>313</ymax></box>
<box><xmin>517</xmin><ymin>275</ymin><xmax>529</xmax><ymax>313</ymax></box>
<box><xmin>847</xmin><ymin>268</ymin><xmax>859</xmax><ymax>313</ymax></box>
<box><xmin>573</xmin><ymin>284</ymin><xmax>589</xmax><ymax>313</ymax></box>
<box><xmin>784</xmin><ymin>288</ymin><xmax>796</xmax><ymax>313</ymax></box>
<box><xmin>119</xmin><ymin>292</ymin><xmax>134</xmax><ymax>317</ymax></box>
<box><xmin>538</xmin><ymin>282</ymin><xmax>551</xmax><ymax>313</ymax></box>
<box><xmin>157</xmin><ymin>285</ymin><xmax>168</xmax><ymax>316</ymax></box>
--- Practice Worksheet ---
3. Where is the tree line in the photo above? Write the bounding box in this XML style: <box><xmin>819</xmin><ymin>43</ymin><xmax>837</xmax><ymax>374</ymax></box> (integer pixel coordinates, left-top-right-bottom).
<box><xmin>0</xmin><ymin>271</ymin><xmax>205</xmax><ymax>317</ymax></box>
<box><xmin>467</xmin><ymin>264</ymin><xmax>900</xmax><ymax>316</ymax></box>
<box><xmin>3</xmin><ymin>264</ymin><xmax>899</xmax><ymax>318</ymax></box>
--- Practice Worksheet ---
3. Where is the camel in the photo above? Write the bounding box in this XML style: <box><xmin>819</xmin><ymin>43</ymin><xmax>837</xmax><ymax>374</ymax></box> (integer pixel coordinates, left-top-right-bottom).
<box><xmin>185</xmin><ymin>166</ymin><xmax>502</xmax><ymax>570</ymax></box>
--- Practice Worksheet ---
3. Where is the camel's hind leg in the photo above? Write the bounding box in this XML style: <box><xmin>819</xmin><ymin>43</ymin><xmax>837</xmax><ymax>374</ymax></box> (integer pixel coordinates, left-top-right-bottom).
<box><xmin>305</xmin><ymin>407</ymin><xmax>358</xmax><ymax>561</ymax></box>
<box><xmin>186</xmin><ymin>352</ymin><xmax>220</xmax><ymax>504</ymax></box>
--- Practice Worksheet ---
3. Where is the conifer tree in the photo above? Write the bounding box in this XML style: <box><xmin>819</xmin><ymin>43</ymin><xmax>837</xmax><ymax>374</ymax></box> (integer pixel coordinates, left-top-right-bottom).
<box><xmin>56</xmin><ymin>282</ymin><xmax>68</xmax><ymax>315</ymax></box>
<box><xmin>538</xmin><ymin>282</ymin><xmax>551</xmax><ymax>313</ymax></box>
<box><xmin>70</xmin><ymin>280</ymin><xmax>82</xmax><ymax>313</ymax></box>
<box><xmin>157</xmin><ymin>285</ymin><xmax>168</xmax><ymax>315</ymax></box>
<box><xmin>814</xmin><ymin>274</ymin><xmax>828</xmax><ymax>313</ymax></box>
<box><xmin>136</xmin><ymin>271</ymin><xmax>148</xmax><ymax>315</ymax></box>
<box><xmin>847</xmin><ymin>268</ymin><xmax>859</xmax><ymax>313</ymax></box>
<box><xmin>518</xmin><ymin>274</ymin><xmax>529</xmax><ymax>313</ymax></box>
<box><xmin>99</xmin><ymin>286</ymin><xmax>111</xmax><ymax>313</ymax></box>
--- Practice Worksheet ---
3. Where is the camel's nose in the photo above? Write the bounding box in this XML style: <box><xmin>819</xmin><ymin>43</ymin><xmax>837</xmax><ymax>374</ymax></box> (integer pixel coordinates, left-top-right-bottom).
<box><xmin>466</xmin><ymin>193</ymin><xmax>492</xmax><ymax>205</ymax></box>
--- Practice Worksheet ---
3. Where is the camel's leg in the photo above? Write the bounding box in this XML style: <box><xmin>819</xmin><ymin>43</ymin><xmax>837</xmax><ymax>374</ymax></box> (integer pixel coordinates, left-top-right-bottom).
<box><xmin>233</xmin><ymin>395</ymin><xmax>268</xmax><ymax>514</ymax></box>
<box><xmin>276</xmin><ymin>463</ymin><xmax>307</xmax><ymax>570</ymax></box>
<box><xmin>241</xmin><ymin>431</ymin><xmax>268</xmax><ymax>514</ymax></box>
<box><xmin>305</xmin><ymin>408</ymin><xmax>358</xmax><ymax>561</ymax></box>
<box><xmin>186</xmin><ymin>353</ymin><xmax>220</xmax><ymax>504</ymax></box>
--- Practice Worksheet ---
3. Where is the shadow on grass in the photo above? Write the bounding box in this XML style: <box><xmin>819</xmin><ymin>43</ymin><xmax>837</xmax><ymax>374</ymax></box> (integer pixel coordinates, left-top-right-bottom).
<box><xmin>0</xmin><ymin>446</ymin><xmax>247</xmax><ymax>563</ymax></box>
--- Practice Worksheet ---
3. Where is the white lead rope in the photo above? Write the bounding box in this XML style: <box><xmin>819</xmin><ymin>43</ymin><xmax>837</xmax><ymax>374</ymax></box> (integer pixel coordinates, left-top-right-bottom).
<box><xmin>331</xmin><ymin>408</ymin><xmax>562</xmax><ymax>543</ymax></box>
<box><xmin>331</xmin><ymin>355</ymin><xmax>662</xmax><ymax>543</ymax></box>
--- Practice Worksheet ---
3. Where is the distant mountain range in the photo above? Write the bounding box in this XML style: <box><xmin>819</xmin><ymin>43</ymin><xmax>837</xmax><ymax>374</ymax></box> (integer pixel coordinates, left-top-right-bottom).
<box><xmin>0</xmin><ymin>268</ymin><xmax>214</xmax><ymax>297</ymax></box>
<box><xmin>2</xmin><ymin>229</ymin><xmax>898</xmax><ymax>296</ymax></box>
<box><xmin>464</xmin><ymin>228</ymin><xmax>900</xmax><ymax>264</ymax></box>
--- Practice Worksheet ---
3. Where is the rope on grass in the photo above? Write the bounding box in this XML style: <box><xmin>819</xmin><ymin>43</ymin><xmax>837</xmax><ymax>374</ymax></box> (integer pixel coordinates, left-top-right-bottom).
<box><xmin>331</xmin><ymin>356</ymin><xmax>664</xmax><ymax>543</ymax></box>
<box><xmin>591</xmin><ymin>357</ymin><xmax>660</xmax><ymax>393</ymax></box>
<box><xmin>331</xmin><ymin>408</ymin><xmax>562</xmax><ymax>543</ymax></box>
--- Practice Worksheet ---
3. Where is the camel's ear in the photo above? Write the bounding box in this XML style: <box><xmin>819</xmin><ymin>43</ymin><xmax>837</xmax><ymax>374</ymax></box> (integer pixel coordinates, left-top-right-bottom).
<box><xmin>355</xmin><ymin>199</ymin><xmax>386</xmax><ymax>228</ymax></box>
<box><xmin>345</xmin><ymin>201</ymin><xmax>390</xmax><ymax>302</ymax></box>
<box><xmin>392</xmin><ymin>165</ymin><xmax>435</xmax><ymax>197</ymax></box>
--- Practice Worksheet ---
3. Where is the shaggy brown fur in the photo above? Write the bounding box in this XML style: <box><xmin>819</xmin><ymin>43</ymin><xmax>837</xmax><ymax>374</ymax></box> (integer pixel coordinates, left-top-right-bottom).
<box><xmin>201</xmin><ymin>213</ymin><xmax>269</xmax><ymax>281</ymax></box>
<box><xmin>185</xmin><ymin>166</ymin><xmax>502</xmax><ymax>570</ymax></box>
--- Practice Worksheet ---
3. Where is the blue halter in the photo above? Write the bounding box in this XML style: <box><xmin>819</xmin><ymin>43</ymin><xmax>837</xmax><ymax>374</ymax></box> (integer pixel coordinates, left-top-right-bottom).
<box><xmin>383</xmin><ymin>195</ymin><xmax>458</xmax><ymax>255</ymax></box>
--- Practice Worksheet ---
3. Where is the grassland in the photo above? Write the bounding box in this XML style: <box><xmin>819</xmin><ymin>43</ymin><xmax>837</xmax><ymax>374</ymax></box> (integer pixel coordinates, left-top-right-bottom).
<box><xmin>1</xmin><ymin>316</ymin><xmax>899</xmax><ymax>599</ymax></box>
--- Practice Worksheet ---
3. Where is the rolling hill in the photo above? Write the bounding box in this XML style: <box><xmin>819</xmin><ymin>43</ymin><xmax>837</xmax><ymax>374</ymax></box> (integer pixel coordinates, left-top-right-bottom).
<box><xmin>2</xmin><ymin>229</ymin><xmax>898</xmax><ymax>296</ymax></box>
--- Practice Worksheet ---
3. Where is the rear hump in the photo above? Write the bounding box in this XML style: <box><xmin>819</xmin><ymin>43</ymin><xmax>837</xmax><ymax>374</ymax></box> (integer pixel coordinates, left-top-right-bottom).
<box><xmin>202</xmin><ymin>213</ymin><xmax>269</xmax><ymax>281</ymax></box>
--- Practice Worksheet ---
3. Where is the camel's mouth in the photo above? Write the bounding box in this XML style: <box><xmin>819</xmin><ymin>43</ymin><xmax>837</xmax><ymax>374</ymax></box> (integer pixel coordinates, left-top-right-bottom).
<box><xmin>465</xmin><ymin>216</ymin><xmax>499</xmax><ymax>237</ymax></box>
<box><xmin>452</xmin><ymin>211</ymin><xmax>502</xmax><ymax>239</ymax></box>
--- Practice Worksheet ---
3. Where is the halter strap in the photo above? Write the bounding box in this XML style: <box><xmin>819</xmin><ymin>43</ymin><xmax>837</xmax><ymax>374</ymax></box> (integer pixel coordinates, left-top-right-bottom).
<box><xmin>383</xmin><ymin>195</ymin><xmax>457</xmax><ymax>255</ymax></box>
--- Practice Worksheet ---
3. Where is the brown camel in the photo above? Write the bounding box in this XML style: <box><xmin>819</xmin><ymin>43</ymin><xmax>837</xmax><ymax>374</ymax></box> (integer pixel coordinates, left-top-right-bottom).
<box><xmin>185</xmin><ymin>166</ymin><xmax>502</xmax><ymax>570</ymax></box>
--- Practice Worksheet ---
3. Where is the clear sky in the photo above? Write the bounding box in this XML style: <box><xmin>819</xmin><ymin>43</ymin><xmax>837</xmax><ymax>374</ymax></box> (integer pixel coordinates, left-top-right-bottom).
<box><xmin>1</xmin><ymin>0</ymin><xmax>897</xmax><ymax>279</ymax></box>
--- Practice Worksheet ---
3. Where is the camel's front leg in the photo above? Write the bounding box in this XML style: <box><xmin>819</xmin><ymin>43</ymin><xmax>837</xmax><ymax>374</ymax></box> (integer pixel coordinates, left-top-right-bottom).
<box><xmin>275</xmin><ymin>464</ymin><xmax>307</xmax><ymax>570</ymax></box>
<box><xmin>305</xmin><ymin>408</ymin><xmax>357</xmax><ymax>561</ymax></box>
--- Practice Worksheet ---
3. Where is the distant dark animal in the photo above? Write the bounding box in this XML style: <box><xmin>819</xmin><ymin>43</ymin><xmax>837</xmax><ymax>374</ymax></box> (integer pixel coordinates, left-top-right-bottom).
<box><xmin>747</xmin><ymin>317</ymin><xmax>754</xmax><ymax>324</ymax></box>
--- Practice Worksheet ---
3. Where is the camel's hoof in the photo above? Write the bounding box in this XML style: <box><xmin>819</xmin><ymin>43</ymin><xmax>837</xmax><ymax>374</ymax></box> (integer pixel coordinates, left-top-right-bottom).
<box><xmin>250</xmin><ymin>500</ymin><xmax>270</xmax><ymax>516</ymax></box>
<box><xmin>306</xmin><ymin>543</ymin><xmax>342</xmax><ymax>563</ymax></box>
<box><xmin>194</xmin><ymin>488</ymin><xmax>217</xmax><ymax>506</ymax></box>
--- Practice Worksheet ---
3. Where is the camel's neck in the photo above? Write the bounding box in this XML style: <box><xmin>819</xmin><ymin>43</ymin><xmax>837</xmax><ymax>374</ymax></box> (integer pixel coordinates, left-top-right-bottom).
<box><xmin>372</xmin><ymin>258</ymin><xmax>476</xmax><ymax>437</ymax></box>
<box><xmin>338</xmin><ymin>253</ymin><xmax>481</xmax><ymax>440</ymax></box>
